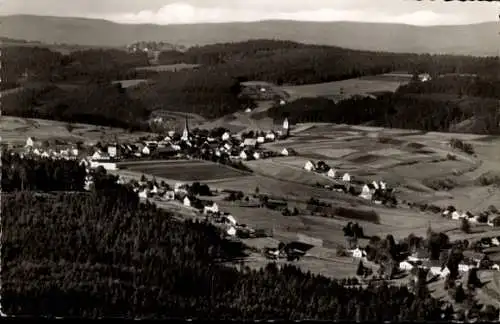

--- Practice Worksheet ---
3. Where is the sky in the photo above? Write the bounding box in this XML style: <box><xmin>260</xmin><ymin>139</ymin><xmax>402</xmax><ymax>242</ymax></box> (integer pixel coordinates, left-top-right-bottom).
<box><xmin>0</xmin><ymin>0</ymin><xmax>497</xmax><ymax>26</ymax></box>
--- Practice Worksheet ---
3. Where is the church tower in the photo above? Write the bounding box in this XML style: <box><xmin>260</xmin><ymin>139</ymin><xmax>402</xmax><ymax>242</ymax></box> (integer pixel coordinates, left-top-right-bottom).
<box><xmin>283</xmin><ymin>117</ymin><xmax>290</xmax><ymax>137</ymax></box>
<box><xmin>181</xmin><ymin>116</ymin><xmax>190</xmax><ymax>142</ymax></box>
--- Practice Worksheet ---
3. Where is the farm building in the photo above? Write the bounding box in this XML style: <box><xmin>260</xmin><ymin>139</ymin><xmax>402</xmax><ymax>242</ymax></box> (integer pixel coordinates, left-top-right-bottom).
<box><xmin>223</xmin><ymin>215</ymin><xmax>237</xmax><ymax>226</ymax></box>
<box><xmin>107</xmin><ymin>145</ymin><xmax>117</xmax><ymax>158</ymax></box>
<box><xmin>351</xmin><ymin>248</ymin><xmax>365</xmax><ymax>259</ymax></box>
<box><xmin>183</xmin><ymin>196</ymin><xmax>191</xmax><ymax>207</ymax></box>
<box><xmin>266</xmin><ymin>132</ymin><xmax>276</xmax><ymax>141</ymax></box>
<box><xmin>243</xmin><ymin>138</ymin><xmax>257</xmax><ymax>147</ymax></box>
<box><xmin>142</xmin><ymin>146</ymin><xmax>151</xmax><ymax>155</ymax></box>
<box><xmin>327</xmin><ymin>168</ymin><xmax>336</xmax><ymax>178</ymax></box>
<box><xmin>163</xmin><ymin>190</ymin><xmax>175</xmax><ymax>200</ymax></box>
<box><xmin>429</xmin><ymin>266</ymin><xmax>450</xmax><ymax>278</ymax></box>
<box><xmin>227</xmin><ymin>226</ymin><xmax>237</xmax><ymax>237</ymax></box>
<box><xmin>138</xmin><ymin>189</ymin><xmax>149</xmax><ymax>199</ymax></box>
<box><xmin>458</xmin><ymin>263</ymin><xmax>472</xmax><ymax>273</ymax></box>
<box><xmin>222</xmin><ymin>132</ymin><xmax>231</xmax><ymax>141</ymax></box>
<box><xmin>399</xmin><ymin>261</ymin><xmax>414</xmax><ymax>271</ymax></box>
<box><xmin>204</xmin><ymin>202</ymin><xmax>219</xmax><ymax>214</ymax></box>
<box><xmin>90</xmin><ymin>160</ymin><xmax>117</xmax><ymax>171</ymax></box>
<box><xmin>304</xmin><ymin>160</ymin><xmax>316</xmax><ymax>172</ymax></box>
<box><xmin>25</xmin><ymin>137</ymin><xmax>38</xmax><ymax>147</ymax></box>
<box><xmin>239</xmin><ymin>151</ymin><xmax>249</xmax><ymax>160</ymax></box>
<box><xmin>253</xmin><ymin>152</ymin><xmax>261</xmax><ymax>160</ymax></box>
<box><xmin>360</xmin><ymin>184</ymin><xmax>376</xmax><ymax>200</ymax></box>
<box><xmin>342</xmin><ymin>173</ymin><xmax>351</xmax><ymax>182</ymax></box>
<box><xmin>257</xmin><ymin>136</ymin><xmax>265</xmax><ymax>144</ymax></box>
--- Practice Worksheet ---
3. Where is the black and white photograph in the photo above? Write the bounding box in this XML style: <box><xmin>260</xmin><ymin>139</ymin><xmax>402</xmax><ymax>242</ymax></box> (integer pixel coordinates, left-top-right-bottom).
<box><xmin>0</xmin><ymin>0</ymin><xmax>499</xmax><ymax>320</ymax></box>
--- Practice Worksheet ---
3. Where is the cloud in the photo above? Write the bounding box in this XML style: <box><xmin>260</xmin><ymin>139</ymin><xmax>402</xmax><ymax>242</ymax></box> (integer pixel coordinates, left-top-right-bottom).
<box><xmin>103</xmin><ymin>2</ymin><xmax>484</xmax><ymax>26</ymax></box>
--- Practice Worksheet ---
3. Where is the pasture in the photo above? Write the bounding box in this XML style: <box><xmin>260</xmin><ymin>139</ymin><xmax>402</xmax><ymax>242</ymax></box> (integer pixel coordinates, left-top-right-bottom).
<box><xmin>281</xmin><ymin>72</ymin><xmax>411</xmax><ymax>101</ymax></box>
<box><xmin>121</xmin><ymin>160</ymin><xmax>249</xmax><ymax>182</ymax></box>
<box><xmin>135</xmin><ymin>63</ymin><xmax>200</xmax><ymax>72</ymax></box>
<box><xmin>0</xmin><ymin>116</ymin><xmax>153</xmax><ymax>146</ymax></box>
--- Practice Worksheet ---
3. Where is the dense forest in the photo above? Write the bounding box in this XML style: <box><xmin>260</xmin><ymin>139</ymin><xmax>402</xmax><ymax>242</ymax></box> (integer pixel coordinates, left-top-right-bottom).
<box><xmin>2</xmin><ymin>157</ymin><xmax>451</xmax><ymax>320</ymax></box>
<box><xmin>2</xmin><ymin>40</ymin><xmax>499</xmax><ymax>131</ymax></box>
<box><xmin>1</xmin><ymin>153</ymin><xmax>86</xmax><ymax>192</ymax></box>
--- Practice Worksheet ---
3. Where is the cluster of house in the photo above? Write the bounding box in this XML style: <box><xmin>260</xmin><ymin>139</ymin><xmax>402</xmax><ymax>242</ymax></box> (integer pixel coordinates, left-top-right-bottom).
<box><xmin>23</xmin><ymin>137</ymin><xmax>80</xmax><ymax>160</ymax></box>
<box><xmin>104</xmin><ymin>175</ymin><xmax>267</xmax><ymax>239</ymax></box>
<box><xmin>442</xmin><ymin>206</ymin><xmax>500</xmax><ymax>227</ymax></box>
<box><xmin>304</xmin><ymin>159</ymin><xmax>395</xmax><ymax>204</ymax></box>
<box><xmin>347</xmin><ymin>243</ymin><xmax>500</xmax><ymax>280</ymax></box>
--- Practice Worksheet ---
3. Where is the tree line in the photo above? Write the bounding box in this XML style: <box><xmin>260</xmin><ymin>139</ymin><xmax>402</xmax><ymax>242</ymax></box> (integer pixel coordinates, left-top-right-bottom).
<box><xmin>1</xmin><ymin>152</ymin><xmax>86</xmax><ymax>192</ymax></box>
<box><xmin>267</xmin><ymin>80</ymin><xmax>500</xmax><ymax>135</ymax></box>
<box><xmin>2</xmin><ymin>158</ymin><xmax>450</xmax><ymax>320</ymax></box>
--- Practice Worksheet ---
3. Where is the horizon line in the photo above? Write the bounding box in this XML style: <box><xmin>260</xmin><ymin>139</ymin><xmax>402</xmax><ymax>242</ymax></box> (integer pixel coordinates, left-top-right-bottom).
<box><xmin>0</xmin><ymin>13</ymin><xmax>497</xmax><ymax>28</ymax></box>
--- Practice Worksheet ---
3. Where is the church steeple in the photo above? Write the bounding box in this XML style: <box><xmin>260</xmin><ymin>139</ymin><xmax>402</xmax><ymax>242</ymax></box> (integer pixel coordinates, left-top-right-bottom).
<box><xmin>283</xmin><ymin>117</ymin><xmax>290</xmax><ymax>137</ymax></box>
<box><xmin>181</xmin><ymin>116</ymin><xmax>190</xmax><ymax>141</ymax></box>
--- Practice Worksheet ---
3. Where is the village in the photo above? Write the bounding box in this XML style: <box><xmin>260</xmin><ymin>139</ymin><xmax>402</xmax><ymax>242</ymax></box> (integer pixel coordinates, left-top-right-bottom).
<box><xmin>9</xmin><ymin>115</ymin><xmax>500</xmax><ymax>303</ymax></box>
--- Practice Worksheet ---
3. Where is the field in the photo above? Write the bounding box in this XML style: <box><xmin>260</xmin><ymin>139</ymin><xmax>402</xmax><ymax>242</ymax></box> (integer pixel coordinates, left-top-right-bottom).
<box><xmin>119</xmin><ymin>160</ymin><xmax>250</xmax><ymax>182</ymax></box>
<box><xmin>281</xmin><ymin>72</ymin><xmax>412</xmax><ymax>101</ymax></box>
<box><xmin>0</xmin><ymin>116</ymin><xmax>154</xmax><ymax>146</ymax></box>
<box><xmin>135</xmin><ymin>63</ymin><xmax>200</xmax><ymax>72</ymax></box>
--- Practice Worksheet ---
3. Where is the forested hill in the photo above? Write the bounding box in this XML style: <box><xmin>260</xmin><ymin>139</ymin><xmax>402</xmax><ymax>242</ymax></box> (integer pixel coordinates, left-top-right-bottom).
<box><xmin>2</xmin><ymin>154</ymin><xmax>452</xmax><ymax>320</ymax></box>
<box><xmin>0</xmin><ymin>15</ymin><xmax>497</xmax><ymax>56</ymax></box>
<box><xmin>266</xmin><ymin>75</ymin><xmax>500</xmax><ymax>135</ymax></box>
<box><xmin>2</xmin><ymin>40</ymin><xmax>499</xmax><ymax>132</ymax></box>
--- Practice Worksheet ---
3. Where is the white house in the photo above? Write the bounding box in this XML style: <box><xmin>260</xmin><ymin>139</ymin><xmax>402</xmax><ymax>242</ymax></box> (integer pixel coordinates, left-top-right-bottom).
<box><xmin>327</xmin><ymin>168</ymin><xmax>336</xmax><ymax>178</ymax></box>
<box><xmin>227</xmin><ymin>226</ymin><xmax>237</xmax><ymax>237</ymax></box>
<box><xmin>239</xmin><ymin>151</ymin><xmax>248</xmax><ymax>160</ymax></box>
<box><xmin>142</xmin><ymin>146</ymin><xmax>150</xmax><ymax>155</ymax></box>
<box><xmin>430</xmin><ymin>266</ymin><xmax>450</xmax><ymax>278</ymax></box>
<box><xmin>107</xmin><ymin>145</ymin><xmax>117</xmax><ymax>158</ymax></box>
<box><xmin>351</xmin><ymin>248</ymin><xmax>364</xmax><ymax>258</ymax></box>
<box><xmin>71</xmin><ymin>148</ymin><xmax>79</xmax><ymax>156</ymax></box>
<box><xmin>492</xmin><ymin>238</ymin><xmax>500</xmax><ymax>246</ymax></box>
<box><xmin>89</xmin><ymin>161</ymin><xmax>117</xmax><ymax>170</ymax></box>
<box><xmin>493</xmin><ymin>264</ymin><xmax>500</xmax><ymax>271</ymax></box>
<box><xmin>253</xmin><ymin>152</ymin><xmax>261</xmax><ymax>160</ymax></box>
<box><xmin>183</xmin><ymin>196</ymin><xmax>191</xmax><ymax>207</ymax></box>
<box><xmin>458</xmin><ymin>263</ymin><xmax>471</xmax><ymax>273</ymax></box>
<box><xmin>304</xmin><ymin>160</ymin><xmax>316</xmax><ymax>172</ymax></box>
<box><xmin>41</xmin><ymin>151</ymin><xmax>50</xmax><ymax>158</ymax></box>
<box><xmin>279</xmin><ymin>99</ymin><xmax>286</xmax><ymax>106</ymax></box>
<box><xmin>222</xmin><ymin>132</ymin><xmax>231</xmax><ymax>141</ymax></box>
<box><xmin>79</xmin><ymin>158</ymin><xmax>90</xmax><ymax>168</ymax></box>
<box><xmin>138</xmin><ymin>189</ymin><xmax>149</xmax><ymax>199</ymax></box>
<box><xmin>399</xmin><ymin>261</ymin><xmax>414</xmax><ymax>271</ymax></box>
<box><xmin>91</xmin><ymin>151</ymin><xmax>103</xmax><ymax>160</ymax></box>
<box><xmin>342</xmin><ymin>173</ymin><xmax>352</xmax><ymax>182</ymax></box>
<box><xmin>281</xmin><ymin>148</ymin><xmax>289</xmax><ymax>156</ymax></box>
<box><xmin>266</xmin><ymin>132</ymin><xmax>276</xmax><ymax>141</ymax></box>
<box><xmin>33</xmin><ymin>148</ymin><xmax>41</xmax><ymax>156</ymax></box>
<box><xmin>245</xmin><ymin>108</ymin><xmax>252</xmax><ymax>113</ymax></box>
<box><xmin>419</xmin><ymin>73</ymin><xmax>432</xmax><ymax>82</ymax></box>
<box><xmin>25</xmin><ymin>137</ymin><xmax>35</xmax><ymax>147</ymax></box>
<box><xmin>243</xmin><ymin>138</ymin><xmax>257</xmax><ymax>147</ymax></box>
<box><xmin>204</xmin><ymin>202</ymin><xmax>219</xmax><ymax>214</ymax></box>
<box><xmin>224</xmin><ymin>215</ymin><xmax>237</xmax><ymax>226</ymax></box>
<box><xmin>167</xmin><ymin>131</ymin><xmax>175</xmax><ymax>137</ymax></box>
<box><xmin>451</xmin><ymin>211</ymin><xmax>462</xmax><ymax>220</ymax></box>
<box><xmin>163</xmin><ymin>190</ymin><xmax>175</xmax><ymax>201</ymax></box>
<box><xmin>372</xmin><ymin>181</ymin><xmax>380</xmax><ymax>190</ymax></box>
<box><xmin>257</xmin><ymin>136</ymin><xmax>265</xmax><ymax>144</ymax></box>
<box><xmin>224</xmin><ymin>143</ymin><xmax>232</xmax><ymax>151</ymax></box>
<box><xmin>151</xmin><ymin>185</ymin><xmax>159</xmax><ymax>194</ymax></box>
<box><xmin>359</xmin><ymin>185</ymin><xmax>373</xmax><ymax>200</ymax></box>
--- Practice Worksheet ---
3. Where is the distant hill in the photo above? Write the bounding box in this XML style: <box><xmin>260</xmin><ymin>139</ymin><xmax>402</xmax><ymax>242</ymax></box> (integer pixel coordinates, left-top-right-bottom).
<box><xmin>0</xmin><ymin>15</ymin><xmax>497</xmax><ymax>56</ymax></box>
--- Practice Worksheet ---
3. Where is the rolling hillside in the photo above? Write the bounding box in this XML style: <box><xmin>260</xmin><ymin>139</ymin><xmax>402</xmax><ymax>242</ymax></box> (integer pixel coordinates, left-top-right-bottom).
<box><xmin>0</xmin><ymin>15</ymin><xmax>497</xmax><ymax>56</ymax></box>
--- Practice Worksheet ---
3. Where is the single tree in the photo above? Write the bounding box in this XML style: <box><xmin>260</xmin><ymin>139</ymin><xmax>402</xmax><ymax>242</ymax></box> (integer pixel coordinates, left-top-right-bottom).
<box><xmin>461</xmin><ymin>218</ymin><xmax>471</xmax><ymax>234</ymax></box>
<box><xmin>356</xmin><ymin>261</ymin><xmax>365</xmax><ymax>276</ymax></box>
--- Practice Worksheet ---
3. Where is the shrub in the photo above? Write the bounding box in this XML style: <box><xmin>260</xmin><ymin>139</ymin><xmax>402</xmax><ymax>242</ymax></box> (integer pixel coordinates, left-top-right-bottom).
<box><xmin>449</xmin><ymin>138</ymin><xmax>474</xmax><ymax>155</ymax></box>
<box><xmin>333</xmin><ymin>207</ymin><xmax>380</xmax><ymax>224</ymax></box>
<box><xmin>476</xmin><ymin>172</ymin><xmax>500</xmax><ymax>186</ymax></box>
